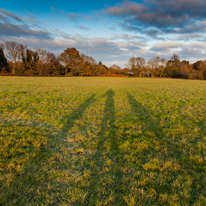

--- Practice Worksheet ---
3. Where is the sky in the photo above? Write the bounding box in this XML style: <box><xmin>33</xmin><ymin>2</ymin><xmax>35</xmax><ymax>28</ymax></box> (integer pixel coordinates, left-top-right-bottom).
<box><xmin>1</xmin><ymin>0</ymin><xmax>206</xmax><ymax>68</ymax></box>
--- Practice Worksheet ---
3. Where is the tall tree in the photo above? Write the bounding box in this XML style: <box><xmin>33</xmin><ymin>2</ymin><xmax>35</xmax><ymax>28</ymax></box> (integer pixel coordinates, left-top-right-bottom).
<box><xmin>80</xmin><ymin>54</ymin><xmax>97</xmax><ymax>76</ymax></box>
<box><xmin>0</xmin><ymin>45</ymin><xmax>8</xmax><ymax>72</ymax></box>
<box><xmin>81</xmin><ymin>54</ymin><xmax>97</xmax><ymax>65</ymax></box>
<box><xmin>45</xmin><ymin>52</ymin><xmax>63</xmax><ymax>75</ymax></box>
<box><xmin>148</xmin><ymin>56</ymin><xmax>161</xmax><ymax>69</ymax></box>
<box><xmin>171</xmin><ymin>54</ymin><xmax>180</xmax><ymax>61</ymax></box>
<box><xmin>193</xmin><ymin>60</ymin><xmax>205</xmax><ymax>71</ymax></box>
<box><xmin>126</xmin><ymin>57</ymin><xmax>146</xmax><ymax>76</ymax></box>
<box><xmin>126</xmin><ymin>57</ymin><xmax>136</xmax><ymax>70</ymax></box>
<box><xmin>110</xmin><ymin>64</ymin><xmax>122</xmax><ymax>74</ymax></box>
<box><xmin>34</xmin><ymin>47</ymin><xmax>47</xmax><ymax>63</ymax></box>
<box><xmin>59</xmin><ymin>48</ymin><xmax>83</xmax><ymax>75</ymax></box>
<box><xmin>22</xmin><ymin>49</ymin><xmax>39</xmax><ymax>74</ymax></box>
<box><xmin>34</xmin><ymin>47</ymin><xmax>48</xmax><ymax>75</ymax></box>
<box><xmin>4</xmin><ymin>41</ymin><xmax>26</xmax><ymax>74</ymax></box>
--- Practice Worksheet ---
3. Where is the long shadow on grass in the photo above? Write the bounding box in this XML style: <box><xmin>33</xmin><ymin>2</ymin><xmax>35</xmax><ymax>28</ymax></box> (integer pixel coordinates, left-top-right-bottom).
<box><xmin>85</xmin><ymin>89</ymin><xmax>124</xmax><ymax>204</ymax></box>
<box><xmin>61</xmin><ymin>94</ymin><xmax>95</xmax><ymax>132</ymax></box>
<box><xmin>127</xmin><ymin>93</ymin><xmax>206</xmax><ymax>205</ymax></box>
<box><xmin>1</xmin><ymin>94</ymin><xmax>96</xmax><ymax>205</ymax></box>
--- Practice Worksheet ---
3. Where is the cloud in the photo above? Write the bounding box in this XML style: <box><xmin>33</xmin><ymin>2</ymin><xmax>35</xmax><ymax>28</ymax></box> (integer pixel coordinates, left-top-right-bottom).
<box><xmin>119</xmin><ymin>19</ymin><xmax>206</xmax><ymax>40</ymax></box>
<box><xmin>172</xmin><ymin>34</ymin><xmax>205</xmax><ymax>41</ymax></box>
<box><xmin>151</xmin><ymin>42</ymin><xmax>185</xmax><ymax>53</ymax></box>
<box><xmin>0</xmin><ymin>9</ymin><xmax>24</xmax><ymax>23</ymax></box>
<box><xmin>50</xmin><ymin>6</ymin><xmax>65</xmax><ymax>14</ymax></box>
<box><xmin>109</xmin><ymin>2</ymin><xmax>147</xmax><ymax>17</ymax></box>
<box><xmin>144</xmin><ymin>29</ymin><xmax>165</xmax><ymax>40</ymax></box>
<box><xmin>112</xmin><ymin>33</ymin><xmax>147</xmax><ymax>41</ymax></box>
<box><xmin>0</xmin><ymin>22</ymin><xmax>53</xmax><ymax>40</ymax></box>
<box><xmin>0</xmin><ymin>13</ymin><xmax>7</xmax><ymax>21</ymax></box>
<box><xmin>109</xmin><ymin>1</ymin><xmax>187</xmax><ymax>28</ymax></box>
<box><xmin>126</xmin><ymin>40</ymin><xmax>147</xmax><ymax>47</ymax></box>
<box><xmin>67</xmin><ymin>13</ymin><xmax>91</xmax><ymax>22</ymax></box>
<box><xmin>108</xmin><ymin>0</ymin><xmax>206</xmax><ymax>38</ymax></box>
<box><xmin>50</xmin><ymin>7</ymin><xmax>93</xmax><ymax>22</ymax></box>
<box><xmin>22</xmin><ymin>14</ymin><xmax>41</xmax><ymax>24</ymax></box>
<box><xmin>149</xmin><ymin>41</ymin><xmax>206</xmax><ymax>61</ymax></box>
<box><xmin>0</xmin><ymin>10</ymin><xmax>53</xmax><ymax>40</ymax></box>
<box><xmin>145</xmin><ymin>21</ymin><xmax>206</xmax><ymax>39</ymax></box>
<box><xmin>77</xmin><ymin>26</ymin><xmax>90</xmax><ymax>31</ymax></box>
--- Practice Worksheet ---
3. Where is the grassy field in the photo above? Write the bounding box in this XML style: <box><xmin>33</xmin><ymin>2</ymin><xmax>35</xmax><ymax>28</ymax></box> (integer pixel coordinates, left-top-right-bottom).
<box><xmin>1</xmin><ymin>77</ymin><xmax>206</xmax><ymax>205</ymax></box>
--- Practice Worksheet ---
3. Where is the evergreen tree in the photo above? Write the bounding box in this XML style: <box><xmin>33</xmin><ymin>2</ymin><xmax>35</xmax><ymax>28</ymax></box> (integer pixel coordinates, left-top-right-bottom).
<box><xmin>22</xmin><ymin>49</ymin><xmax>39</xmax><ymax>74</ymax></box>
<box><xmin>0</xmin><ymin>47</ymin><xmax>8</xmax><ymax>72</ymax></box>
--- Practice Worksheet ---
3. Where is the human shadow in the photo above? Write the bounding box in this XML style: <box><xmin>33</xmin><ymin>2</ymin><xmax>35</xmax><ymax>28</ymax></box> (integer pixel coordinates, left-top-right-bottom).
<box><xmin>1</xmin><ymin>94</ymin><xmax>96</xmax><ymax>205</ymax></box>
<box><xmin>127</xmin><ymin>93</ymin><xmax>206</xmax><ymax>204</ymax></box>
<box><xmin>85</xmin><ymin>89</ymin><xmax>125</xmax><ymax>204</ymax></box>
<box><xmin>61</xmin><ymin>94</ymin><xmax>96</xmax><ymax>132</ymax></box>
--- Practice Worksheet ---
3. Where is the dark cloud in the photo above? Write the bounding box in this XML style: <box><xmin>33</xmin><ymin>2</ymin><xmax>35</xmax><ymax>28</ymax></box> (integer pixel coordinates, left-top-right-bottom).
<box><xmin>144</xmin><ymin>29</ymin><xmax>165</xmax><ymax>40</ymax></box>
<box><xmin>0</xmin><ymin>10</ymin><xmax>52</xmax><ymax>40</ymax></box>
<box><xmin>0</xmin><ymin>22</ymin><xmax>53</xmax><ymax>40</ymax></box>
<box><xmin>0</xmin><ymin>9</ymin><xmax>24</xmax><ymax>22</ymax></box>
<box><xmin>108</xmin><ymin>0</ymin><xmax>206</xmax><ymax>38</ymax></box>
<box><xmin>0</xmin><ymin>13</ymin><xmax>7</xmax><ymax>21</ymax></box>
<box><xmin>148</xmin><ymin>0</ymin><xmax>206</xmax><ymax>17</ymax></box>
<box><xmin>144</xmin><ymin>21</ymin><xmax>206</xmax><ymax>39</ymax></box>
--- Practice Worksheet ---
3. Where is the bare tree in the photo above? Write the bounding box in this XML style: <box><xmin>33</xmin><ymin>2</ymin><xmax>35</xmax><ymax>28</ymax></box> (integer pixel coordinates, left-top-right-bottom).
<box><xmin>4</xmin><ymin>41</ymin><xmax>26</xmax><ymax>74</ymax></box>
<box><xmin>161</xmin><ymin>58</ymin><xmax>167</xmax><ymax>63</ymax></box>
<box><xmin>160</xmin><ymin>58</ymin><xmax>168</xmax><ymax>67</ymax></box>
<box><xmin>126</xmin><ymin>57</ymin><xmax>136</xmax><ymax>70</ymax></box>
<box><xmin>110</xmin><ymin>64</ymin><xmax>122</xmax><ymax>74</ymax></box>
<box><xmin>0</xmin><ymin>43</ymin><xmax>4</xmax><ymax>50</ymax></box>
<box><xmin>110</xmin><ymin>64</ymin><xmax>121</xmax><ymax>70</ymax></box>
<box><xmin>126</xmin><ymin>57</ymin><xmax>146</xmax><ymax>70</ymax></box>
<box><xmin>34</xmin><ymin>47</ymin><xmax>48</xmax><ymax>63</ymax></box>
<box><xmin>148</xmin><ymin>56</ymin><xmax>161</xmax><ymax>69</ymax></box>
<box><xmin>136</xmin><ymin>57</ymin><xmax>146</xmax><ymax>69</ymax></box>
<box><xmin>126</xmin><ymin>57</ymin><xmax>146</xmax><ymax>76</ymax></box>
<box><xmin>170</xmin><ymin>54</ymin><xmax>180</xmax><ymax>61</ymax></box>
<box><xmin>81</xmin><ymin>54</ymin><xmax>97</xmax><ymax>65</ymax></box>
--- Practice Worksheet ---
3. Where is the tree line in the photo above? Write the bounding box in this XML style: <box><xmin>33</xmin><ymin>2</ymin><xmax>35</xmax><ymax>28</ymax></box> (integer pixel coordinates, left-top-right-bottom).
<box><xmin>0</xmin><ymin>41</ymin><xmax>206</xmax><ymax>79</ymax></box>
<box><xmin>125</xmin><ymin>54</ymin><xmax>206</xmax><ymax>80</ymax></box>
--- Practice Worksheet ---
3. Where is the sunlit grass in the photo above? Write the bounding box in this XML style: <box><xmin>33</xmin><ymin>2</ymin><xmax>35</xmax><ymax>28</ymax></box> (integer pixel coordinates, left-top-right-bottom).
<box><xmin>1</xmin><ymin>77</ymin><xmax>206</xmax><ymax>205</ymax></box>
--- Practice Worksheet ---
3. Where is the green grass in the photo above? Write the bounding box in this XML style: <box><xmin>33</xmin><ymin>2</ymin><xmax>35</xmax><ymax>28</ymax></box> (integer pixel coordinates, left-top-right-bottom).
<box><xmin>1</xmin><ymin>77</ymin><xmax>206</xmax><ymax>205</ymax></box>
